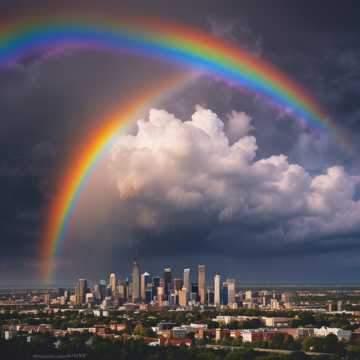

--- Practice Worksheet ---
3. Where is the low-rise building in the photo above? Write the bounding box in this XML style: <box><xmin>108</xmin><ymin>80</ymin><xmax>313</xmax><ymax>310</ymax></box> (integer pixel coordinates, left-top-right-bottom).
<box><xmin>171</xmin><ymin>327</ymin><xmax>188</xmax><ymax>338</ymax></box>
<box><xmin>314</xmin><ymin>326</ymin><xmax>351</xmax><ymax>341</ymax></box>
<box><xmin>262</xmin><ymin>317</ymin><xmax>293</xmax><ymax>327</ymax></box>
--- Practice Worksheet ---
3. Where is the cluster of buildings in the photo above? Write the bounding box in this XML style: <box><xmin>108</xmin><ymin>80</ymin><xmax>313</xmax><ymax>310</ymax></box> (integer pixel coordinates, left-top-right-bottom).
<box><xmin>2</xmin><ymin>314</ymin><xmax>352</xmax><ymax>346</ymax></box>
<box><xmin>56</xmin><ymin>261</ymin><xmax>293</xmax><ymax>310</ymax></box>
<box><xmin>71</xmin><ymin>262</ymin><xmax>216</xmax><ymax>308</ymax></box>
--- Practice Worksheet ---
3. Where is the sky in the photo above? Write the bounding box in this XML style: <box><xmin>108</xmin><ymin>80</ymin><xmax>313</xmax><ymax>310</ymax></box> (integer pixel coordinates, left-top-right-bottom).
<box><xmin>1</xmin><ymin>0</ymin><xmax>360</xmax><ymax>285</ymax></box>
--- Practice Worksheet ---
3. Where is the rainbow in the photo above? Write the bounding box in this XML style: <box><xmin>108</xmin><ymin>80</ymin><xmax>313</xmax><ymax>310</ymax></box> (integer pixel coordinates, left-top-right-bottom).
<box><xmin>0</xmin><ymin>14</ymin><xmax>338</xmax><ymax>133</ymax></box>
<box><xmin>0</xmin><ymin>14</ymin><xmax>346</xmax><ymax>281</ymax></box>
<box><xmin>40</xmin><ymin>74</ymin><xmax>193</xmax><ymax>281</ymax></box>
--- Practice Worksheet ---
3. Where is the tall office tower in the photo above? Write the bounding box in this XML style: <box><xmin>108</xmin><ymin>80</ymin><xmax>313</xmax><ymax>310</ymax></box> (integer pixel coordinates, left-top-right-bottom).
<box><xmin>132</xmin><ymin>261</ymin><xmax>141</xmax><ymax>303</ymax></box>
<box><xmin>152</xmin><ymin>276</ymin><xmax>160</xmax><ymax>299</ymax></box>
<box><xmin>198</xmin><ymin>264</ymin><xmax>206</xmax><ymax>304</ymax></box>
<box><xmin>75</xmin><ymin>278</ymin><xmax>87</xmax><ymax>305</ymax></box>
<box><xmin>227</xmin><ymin>278</ymin><xmax>236</xmax><ymax>305</ymax></box>
<box><xmin>141</xmin><ymin>272</ymin><xmax>150</xmax><ymax>301</ymax></box>
<box><xmin>183</xmin><ymin>268</ymin><xmax>190</xmax><ymax>298</ymax></box>
<box><xmin>43</xmin><ymin>292</ymin><xmax>50</xmax><ymax>305</ymax></box>
<box><xmin>157</xmin><ymin>285</ymin><xmax>165</xmax><ymax>305</ymax></box>
<box><xmin>173</xmin><ymin>278</ymin><xmax>183</xmax><ymax>291</ymax></box>
<box><xmin>145</xmin><ymin>285</ymin><xmax>153</xmax><ymax>304</ymax></box>
<box><xmin>245</xmin><ymin>290</ymin><xmax>252</xmax><ymax>301</ymax></box>
<box><xmin>119</xmin><ymin>281</ymin><xmax>128</xmax><ymax>300</ymax></box>
<box><xmin>93</xmin><ymin>284</ymin><xmax>102</xmax><ymax>302</ymax></box>
<box><xmin>191</xmin><ymin>282</ymin><xmax>199</xmax><ymax>301</ymax></box>
<box><xmin>164</xmin><ymin>267</ymin><xmax>172</xmax><ymax>297</ymax></box>
<box><xmin>99</xmin><ymin>280</ymin><xmax>106</xmax><ymax>299</ymax></box>
<box><xmin>221</xmin><ymin>282</ymin><xmax>228</xmax><ymax>305</ymax></box>
<box><xmin>207</xmin><ymin>288</ymin><xmax>214</xmax><ymax>305</ymax></box>
<box><xmin>179</xmin><ymin>287</ymin><xmax>187</xmax><ymax>307</ymax></box>
<box><xmin>152</xmin><ymin>276</ymin><xmax>160</xmax><ymax>288</ymax></box>
<box><xmin>109</xmin><ymin>273</ymin><xmax>117</xmax><ymax>294</ymax></box>
<box><xmin>214</xmin><ymin>274</ymin><xmax>221</xmax><ymax>306</ymax></box>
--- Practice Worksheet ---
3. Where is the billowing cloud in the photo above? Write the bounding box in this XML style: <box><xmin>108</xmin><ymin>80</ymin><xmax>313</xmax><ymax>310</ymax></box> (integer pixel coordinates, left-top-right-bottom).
<box><xmin>109</xmin><ymin>106</ymin><xmax>360</xmax><ymax>248</ymax></box>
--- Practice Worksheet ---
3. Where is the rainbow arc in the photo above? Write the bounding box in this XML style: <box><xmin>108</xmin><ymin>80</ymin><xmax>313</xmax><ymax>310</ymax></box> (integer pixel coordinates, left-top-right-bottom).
<box><xmin>0</xmin><ymin>14</ymin><xmax>346</xmax><ymax>281</ymax></box>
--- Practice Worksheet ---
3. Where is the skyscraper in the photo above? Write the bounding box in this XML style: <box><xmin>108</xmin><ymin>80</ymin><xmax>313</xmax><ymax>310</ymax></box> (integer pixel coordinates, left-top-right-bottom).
<box><xmin>227</xmin><ymin>278</ymin><xmax>236</xmax><ymax>305</ymax></box>
<box><xmin>164</xmin><ymin>267</ymin><xmax>172</xmax><ymax>298</ymax></box>
<box><xmin>93</xmin><ymin>284</ymin><xmax>102</xmax><ymax>302</ymax></box>
<box><xmin>221</xmin><ymin>282</ymin><xmax>228</xmax><ymax>305</ymax></box>
<box><xmin>245</xmin><ymin>290</ymin><xmax>252</xmax><ymax>301</ymax></box>
<box><xmin>109</xmin><ymin>273</ymin><xmax>117</xmax><ymax>294</ymax></box>
<box><xmin>198</xmin><ymin>264</ymin><xmax>206</xmax><ymax>304</ymax></box>
<box><xmin>141</xmin><ymin>272</ymin><xmax>150</xmax><ymax>301</ymax></box>
<box><xmin>132</xmin><ymin>261</ymin><xmax>140</xmax><ymax>303</ymax></box>
<box><xmin>173</xmin><ymin>278</ymin><xmax>183</xmax><ymax>291</ymax></box>
<box><xmin>75</xmin><ymin>278</ymin><xmax>87</xmax><ymax>305</ymax></box>
<box><xmin>183</xmin><ymin>268</ymin><xmax>190</xmax><ymax>298</ymax></box>
<box><xmin>99</xmin><ymin>280</ymin><xmax>106</xmax><ymax>299</ymax></box>
<box><xmin>214</xmin><ymin>274</ymin><xmax>221</xmax><ymax>306</ymax></box>
<box><xmin>179</xmin><ymin>287</ymin><xmax>187</xmax><ymax>307</ymax></box>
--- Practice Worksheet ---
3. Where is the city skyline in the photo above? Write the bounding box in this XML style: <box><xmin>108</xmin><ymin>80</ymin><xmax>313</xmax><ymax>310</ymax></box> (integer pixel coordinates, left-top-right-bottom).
<box><xmin>63</xmin><ymin>259</ymin><xmax>360</xmax><ymax>311</ymax></box>
<box><xmin>70</xmin><ymin>260</ymin><xmax>245</xmax><ymax>309</ymax></box>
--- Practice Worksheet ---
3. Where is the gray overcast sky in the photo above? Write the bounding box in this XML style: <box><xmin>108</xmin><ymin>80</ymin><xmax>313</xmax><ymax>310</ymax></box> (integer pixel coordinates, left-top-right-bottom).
<box><xmin>1</xmin><ymin>0</ymin><xmax>360</xmax><ymax>285</ymax></box>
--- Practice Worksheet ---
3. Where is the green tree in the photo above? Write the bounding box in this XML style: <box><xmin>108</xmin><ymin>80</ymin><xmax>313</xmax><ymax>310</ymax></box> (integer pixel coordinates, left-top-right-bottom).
<box><xmin>270</xmin><ymin>333</ymin><xmax>286</xmax><ymax>349</ymax></box>
<box><xmin>287</xmin><ymin>352</ymin><xmax>308</xmax><ymax>360</ymax></box>
<box><xmin>302</xmin><ymin>336</ymin><xmax>324</xmax><ymax>352</ymax></box>
<box><xmin>323</xmin><ymin>334</ymin><xmax>345</xmax><ymax>354</ymax></box>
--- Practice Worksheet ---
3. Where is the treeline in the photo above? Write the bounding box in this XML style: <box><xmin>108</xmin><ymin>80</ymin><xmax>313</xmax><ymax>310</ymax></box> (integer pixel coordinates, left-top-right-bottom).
<box><xmin>0</xmin><ymin>336</ymin><xmax>356</xmax><ymax>360</ymax></box>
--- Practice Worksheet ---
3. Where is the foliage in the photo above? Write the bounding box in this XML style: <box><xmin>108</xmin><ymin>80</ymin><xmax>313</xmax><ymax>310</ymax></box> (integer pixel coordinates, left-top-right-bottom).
<box><xmin>0</xmin><ymin>336</ymin><xmax>334</xmax><ymax>360</ymax></box>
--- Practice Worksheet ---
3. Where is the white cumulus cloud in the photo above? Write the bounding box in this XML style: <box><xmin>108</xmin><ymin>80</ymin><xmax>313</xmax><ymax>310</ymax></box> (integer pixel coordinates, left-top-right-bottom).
<box><xmin>109</xmin><ymin>106</ymin><xmax>360</xmax><ymax>245</ymax></box>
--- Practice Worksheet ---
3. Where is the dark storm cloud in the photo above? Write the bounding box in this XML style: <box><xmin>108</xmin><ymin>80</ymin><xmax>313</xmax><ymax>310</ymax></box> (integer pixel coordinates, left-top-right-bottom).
<box><xmin>0</xmin><ymin>50</ymin><xmax>181</xmax><ymax>279</ymax></box>
<box><xmin>1</xmin><ymin>0</ymin><xmax>360</xmax><ymax>283</ymax></box>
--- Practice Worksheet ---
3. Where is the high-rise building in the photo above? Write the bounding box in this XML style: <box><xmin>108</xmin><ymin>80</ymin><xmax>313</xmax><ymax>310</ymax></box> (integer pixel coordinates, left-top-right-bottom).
<box><xmin>141</xmin><ymin>272</ymin><xmax>150</xmax><ymax>301</ymax></box>
<box><xmin>173</xmin><ymin>278</ymin><xmax>183</xmax><ymax>291</ymax></box>
<box><xmin>145</xmin><ymin>287</ymin><xmax>153</xmax><ymax>304</ymax></box>
<box><xmin>75</xmin><ymin>278</ymin><xmax>87</xmax><ymax>305</ymax></box>
<box><xmin>119</xmin><ymin>281</ymin><xmax>128</xmax><ymax>301</ymax></box>
<box><xmin>93</xmin><ymin>284</ymin><xmax>103</xmax><ymax>302</ymax></box>
<box><xmin>43</xmin><ymin>293</ymin><xmax>50</xmax><ymax>305</ymax></box>
<box><xmin>214</xmin><ymin>274</ymin><xmax>221</xmax><ymax>306</ymax></box>
<box><xmin>132</xmin><ymin>261</ymin><xmax>140</xmax><ymax>303</ymax></box>
<box><xmin>245</xmin><ymin>290</ymin><xmax>252</xmax><ymax>301</ymax></box>
<box><xmin>198</xmin><ymin>265</ymin><xmax>206</xmax><ymax>304</ymax></box>
<box><xmin>207</xmin><ymin>288</ymin><xmax>214</xmax><ymax>305</ymax></box>
<box><xmin>221</xmin><ymin>282</ymin><xmax>228</xmax><ymax>305</ymax></box>
<box><xmin>157</xmin><ymin>285</ymin><xmax>165</xmax><ymax>306</ymax></box>
<box><xmin>191</xmin><ymin>282</ymin><xmax>199</xmax><ymax>301</ymax></box>
<box><xmin>109</xmin><ymin>273</ymin><xmax>117</xmax><ymax>294</ymax></box>
<box><xmin>152</xmin><ymin>276</ymin><xmax>160</xmax><ymax>299</ymax></box>
<box><xmin>152</xmin><ymin>276</ymin><xmax>160</xmax><ymax>288</ymax></box>
<box><xmin>164</xmin><ymin>267</ymin><xmax>172</xmax><ymax>297</ymax></box>
<box><xmin>85</xmin><ymin>293</ymin><xmax>94</xmax><ymax>304</ymax></box>
<box><xmin>227</xmin><ymin>278</ymin><xmax>236</xmax><ymax>305</ymax></box>
<box><xmin>183</xmin><ymin>268</ymin><xmax>190</xmax><ymax>298</ymax></box>
<box><xmin>281</xmin><ymin>292</ymin><xmax>292</xmax><ymax>303</ymax></box>
<box><xmin>179</xmin><ymin>287</ymin><xmax>187</xmax><ymax>307</ymax></box>
<box><xmin>169</xmin><ymin>293</ymin><xmax>178</xmax><ymax>306</ymax></box>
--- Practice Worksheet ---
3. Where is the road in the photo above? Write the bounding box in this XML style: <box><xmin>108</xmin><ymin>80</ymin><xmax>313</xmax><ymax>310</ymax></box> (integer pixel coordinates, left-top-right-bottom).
<box><xmin>202</xmin><ymin>344</ymin><xmax>329</xmax><ymax>356</ymax></box>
